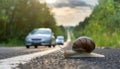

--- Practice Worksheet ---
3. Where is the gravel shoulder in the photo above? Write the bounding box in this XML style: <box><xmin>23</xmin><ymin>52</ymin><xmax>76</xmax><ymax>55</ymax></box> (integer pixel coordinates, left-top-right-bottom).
<box><xmin>18</xmin><ymin>47</ymin><xmax>120</xmax><ymax>69</ymax></box>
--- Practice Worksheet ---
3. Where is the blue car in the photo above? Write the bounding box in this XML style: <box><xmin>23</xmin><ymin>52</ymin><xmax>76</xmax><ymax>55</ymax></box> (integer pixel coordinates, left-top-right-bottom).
<box><xmin>56</xmin><ymin>36</ymin><xmax>64</xmax><ymax>45</ymax></box>
<box><xmin>25</xmin><ymin>28</ymin><xmax>56</xmax><ymax>48</ymax></box>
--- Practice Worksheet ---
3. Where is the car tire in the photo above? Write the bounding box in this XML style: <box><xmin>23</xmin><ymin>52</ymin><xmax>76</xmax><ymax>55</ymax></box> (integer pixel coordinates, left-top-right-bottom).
<box><xmin>26</xmin><ymin>45</ymin><xmax>30</xmax><ymax>48</ymax></box>
<box><xmin>48</xmin><ymin>45</ymin><xmax>51</xmax><ymax>48</ymax></box>
<box><xmin>53</xmin><ymin>45</ymin><xmax>56</xmax><ymax>47</ymax></box>
<box><xmin>34</xmin><ymin>45</ymin><xmax>38</xmax><ymax>48</ymax></box>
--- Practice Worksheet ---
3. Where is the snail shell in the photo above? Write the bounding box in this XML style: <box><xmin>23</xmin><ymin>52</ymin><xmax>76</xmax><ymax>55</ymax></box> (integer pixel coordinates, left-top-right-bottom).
<box><xmin>72</xmin><ymin>36</ymin><xmax>95</xmax><ymax>53</ymax></box>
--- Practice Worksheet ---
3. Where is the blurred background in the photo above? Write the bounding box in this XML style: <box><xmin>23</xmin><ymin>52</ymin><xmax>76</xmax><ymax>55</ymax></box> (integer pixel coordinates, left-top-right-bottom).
<box><xmin>0</xmin><ymin>0</ymin><xmax>120</xmax><ymax>48</ymax></box>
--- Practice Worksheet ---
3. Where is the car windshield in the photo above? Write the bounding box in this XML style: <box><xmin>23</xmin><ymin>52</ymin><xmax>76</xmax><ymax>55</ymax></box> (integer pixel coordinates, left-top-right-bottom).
<box><xmin>31</xmin><ymin>29</ymin><xmax>51</xmax><ymax>34</ymax></box>
<box><xmin>58</xmin><ymin>38</ymin><xmax>63</xmax><ymax>40</ymax></box>
<box><xmin>57</xmin><ymin>37</ymin><xmax>64</xmax><ymax>40</ymax></box>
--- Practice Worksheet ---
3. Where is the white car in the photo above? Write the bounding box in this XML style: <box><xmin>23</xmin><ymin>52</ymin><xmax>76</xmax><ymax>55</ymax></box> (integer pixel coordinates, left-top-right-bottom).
<box><xmin>25</xmin><ymin>28</ymin><xmax>56</xmax><ymax>48</ymax></box>
<box><xmin>56</xmin><ymin>36</ymin><xmax>64</xmax><ymax>45</ymax></box>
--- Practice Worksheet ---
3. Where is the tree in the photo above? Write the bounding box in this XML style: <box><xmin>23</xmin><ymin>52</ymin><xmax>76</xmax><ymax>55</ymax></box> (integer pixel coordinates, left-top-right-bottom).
<box><xmin>0</xmin><ymin>0</ymin><xmax>66</xmax><ymax>45</ymax></box>
<box><xmin>73</xmin><ymin>0</ymin><xmax>120</xmax><ymax>47</ymax></box>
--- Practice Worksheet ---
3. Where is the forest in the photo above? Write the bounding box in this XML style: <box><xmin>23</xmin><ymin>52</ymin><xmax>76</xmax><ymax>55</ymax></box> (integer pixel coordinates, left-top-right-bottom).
<box><xmin>0</xmin><ymin>0</ymin><xmax>66</xmax><ymax>46</ymax></box>
<box><xmin>73</xmin><ymin>0</ymin><xmax>120</xmax><ymax>47</ymax></box>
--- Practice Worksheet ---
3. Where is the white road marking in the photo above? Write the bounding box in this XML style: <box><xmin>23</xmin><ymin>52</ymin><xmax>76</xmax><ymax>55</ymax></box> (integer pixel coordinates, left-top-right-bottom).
<box><xmin>0</xmin><ymin>42</ymin><xmax>68</xmax><ymax>69</ymax></box>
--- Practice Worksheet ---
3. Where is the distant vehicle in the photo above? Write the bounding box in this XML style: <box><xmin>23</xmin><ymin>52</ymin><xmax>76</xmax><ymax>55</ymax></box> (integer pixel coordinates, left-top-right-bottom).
<box><xmin>25</xmin><ymin>28</ymin><xmax>56</xmax><ymax>48</ymax></box>
<box><xmin>56</xmin><ymin>36</ymin><xmax>64</xmax><ymax>45</ymax></box>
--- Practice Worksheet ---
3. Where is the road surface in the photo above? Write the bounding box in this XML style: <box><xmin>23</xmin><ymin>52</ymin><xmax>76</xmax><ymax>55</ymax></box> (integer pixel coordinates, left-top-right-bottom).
<box><xmin>18</xmin><ymin>46</ymin><xmax>120</xmax><ymax>69</ymax></box>
<box><xmin>0</xmin><ymin>42</ymin><xmax>69</xmax><ymax>69</ymax></box>
<box><xmin>0</xmin><ymin>46</ymin><xmax>50</xmax><ymax>59</ymax></box>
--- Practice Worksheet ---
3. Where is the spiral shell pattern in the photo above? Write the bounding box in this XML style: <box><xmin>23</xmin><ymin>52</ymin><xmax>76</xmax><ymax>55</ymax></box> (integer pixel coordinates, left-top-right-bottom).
<box><xmin>72</xmin><ymin>36</ymin><xmax>95</xmax><ymax>53</ymax></box>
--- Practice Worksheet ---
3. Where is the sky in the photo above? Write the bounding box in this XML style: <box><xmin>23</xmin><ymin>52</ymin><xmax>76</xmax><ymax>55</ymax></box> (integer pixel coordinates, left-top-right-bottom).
<box><xmin>39</xmin><ymin>0</ymin><xmax>98</xmax><ymax>26</ymax></box>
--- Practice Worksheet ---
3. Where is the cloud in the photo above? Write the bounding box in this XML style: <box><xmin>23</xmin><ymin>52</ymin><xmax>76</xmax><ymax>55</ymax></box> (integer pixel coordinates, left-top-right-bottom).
<box><xmin>52</xmin><ymin>7</ymin><xmax>92</xmax><ymax>26</ymax></box>
<box><xmin>47</xmin><ymin>0</ymin><xmax>96</xmax><ymax>8</ymax></box>
<box><xmin>48</xmin><ymin>0</ymin><xmax>98</xmax><ymax>26</ymax></box>
<box><xmin>50</xmin><ymin>0</ymin><xmax>91</xmax><ymax>8</ymax></box>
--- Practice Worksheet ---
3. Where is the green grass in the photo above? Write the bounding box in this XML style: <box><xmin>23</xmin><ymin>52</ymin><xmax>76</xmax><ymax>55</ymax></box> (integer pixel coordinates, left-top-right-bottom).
<box><xmin>70</xmin><ymin>31</ymin><xmax>76</xmax><ymax>42</ymax></box>
<box><xmin>92</xmin><ymin>33</ymin><xmax>120</xmax><ymax>48</ymax></box>
<box><xmin>72</xmin><ymin>31</ymin><xmax>120</xmax><ymax>48</ymax></box>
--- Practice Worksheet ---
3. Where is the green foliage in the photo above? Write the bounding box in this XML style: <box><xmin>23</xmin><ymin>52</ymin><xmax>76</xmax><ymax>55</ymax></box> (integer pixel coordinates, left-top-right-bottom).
<box><xmin>0</xmin><ymin>0</ymin><xmax>66</xmax><ymax>46</ymax></box>
<box><xmin>51</xmin><ymin>25</ymin><xmax>67</xmax><ymax>40</ymax></box>
<box><xmin>73</xmin><ymin>0</ymin><xmax>120</xmax><ymax>47</ymax></box>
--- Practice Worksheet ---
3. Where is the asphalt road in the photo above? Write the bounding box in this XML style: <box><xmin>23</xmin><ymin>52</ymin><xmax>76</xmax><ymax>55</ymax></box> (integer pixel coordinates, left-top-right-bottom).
<box><xmin>0</xmin><ymin>43</ymin><xmax>120</xmax><ymax>69</ymax></box>
<box><xmin>0</xmin><ymin>46</ymin><xmax>51</xmax><ymax>59</ymax></box>
<box><xmin>18</xmin><ymin>46</ymin><xmax>120</xmax><ymax>69</ymax></box>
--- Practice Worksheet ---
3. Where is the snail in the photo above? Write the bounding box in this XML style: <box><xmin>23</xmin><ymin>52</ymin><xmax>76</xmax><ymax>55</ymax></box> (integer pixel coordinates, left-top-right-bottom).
<box><xmin>64</xmin><ymin>36</ymin><xmax>104</xmax><ymax>58</ymax></box>
<box><xmin>72</xmin><ymin>36</ymin><xmax>95</xmax><ymax>53</ymax></box>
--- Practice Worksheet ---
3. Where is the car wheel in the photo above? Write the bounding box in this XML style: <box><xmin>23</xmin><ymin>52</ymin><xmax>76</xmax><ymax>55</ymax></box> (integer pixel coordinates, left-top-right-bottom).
<box><xmin>34</xmin><ymin>45</ymin><xmax>38</xmax><ymax>48</ymax></box>
<box><xmin>53</xmin><ymin>45</ymin><xmax>56</xmax><ymax>47</ymax></box>
<box><xmin>48</xmin><ymin>45</ymin><xmax>51</xmax><ymax>48</ymax></box>
<box><xmin>26</xmin><ymin>45</ymin><xmax>30</xmax><ymax>48</ymax></box>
